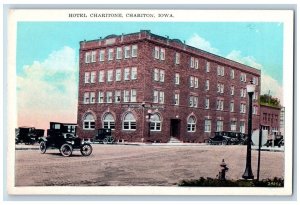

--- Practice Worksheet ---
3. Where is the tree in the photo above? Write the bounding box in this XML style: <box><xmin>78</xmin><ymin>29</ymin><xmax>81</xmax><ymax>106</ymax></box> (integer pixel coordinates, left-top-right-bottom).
<box><xmin>259</xmin><ymin>94</ymin><xmax>280</xmax><ymax>107</ymax></box>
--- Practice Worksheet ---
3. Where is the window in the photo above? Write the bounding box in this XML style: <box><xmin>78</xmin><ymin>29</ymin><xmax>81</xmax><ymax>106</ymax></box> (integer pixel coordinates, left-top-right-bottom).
<box><xmin>253</xmin><ymin>76</ymin><xmax>258</xmax><ymax>85</ymax></box>
<box><xmin>159</xmin><ymin>91</ymin><xmax>164</xmax><ymax>104</ymax></box>
<box><xmin>115</xmin><ymin>90</ymin><xmax>121</xmax><ymax>103</ymax></box>
<box><xmin>150</xmin><ymin>114</ymin><xmax>161</xmax><ymax>131</ymax></box>
<box><xmin>124</xmin><ymin>90</ymin><xmax>130</xmax><ymax>102</ymax></box>
<box><xmin>99</xmin><ymin>50</ymin><xmax>105</xmax><ymax>62</ymax></box>
<box><xmin>231</xmin><ymin>86</ymin><xmax>235</xmax><ymax>95</ymax></box>
<box><xmin>216</xmin><ymin>120</ymin><xmax>223</xmax><ymax>131</ymax></box>
<box><xmin>90</xmin><ymin>92</ymin><xmax>95</xmax><ymax>104</ymax></box>
<box><xmin>175</xmin><ymin>52</ymin><xmax>180</xmax><ymax>64</ymax></box>
<box><xmin>205</xmin><ymin>80</ymin><xmax>210</xmax><ymax>91</ymax></box>
<box><xmin>217</xmin><ymin>83</ymin><xmax>224</xmax><ymax>93</ymax></box>
<box><xmin>231</xmin><ymin>121</ymin><xmax>237</xmax><ymax>131</ymax></box>
<box><xmin>174</xmin><ymin>93</ymin><xmax>180</xmax><ymax>105</ymax></box>
<box><xmin>106</xmin><ymin>91</ymin><xmax>113</xmax><ymax>103</ymax></box>
<box><xmin>91</xmin><ymin>51</ymin><xmax>96</xmax><ymax>62</ymax></box>
<box><xmin>116</xmin><ymin>47</ymin><xmax>122</xmax><ymax>59</ymax></box>
<box><xmin>205</xmin><ymin>98</ymin><xmax>210</xmax><ymax>109</ymax></box>
<box><xmin>84</xmin><ymin>72</ymin><xmax>90</xmax><ymax>83</ymax></box>
<box><xmin>230</xmin><ymin>69</ymin><xmax>235</xmax><ymax>79</ymax></box>
<box><xmin>160</xmin><ymin>48</ymin><xmax>165</xmax><ymax>60</ymax></box>
<box><xmin>206</xmin><ymin>61</ymin><xmax>210</xmax><ymax>72</ymax></box>
<box><xmin>217</xmin><ymin>65</ymin><xmax>224</xmax><ymax>76</ymax></box>
<box><xmin>190</xmin><ymin>76</ymin><xmax>194</xmax><ymax>87</ymax></box>
<box><xmin>123</xmin><ymin>112</ymin><xmax>136</xmax><ymax>130</ymax></box>
<box><xmin>194</xmin><ymin>77</ymin><xmax>199</xmax><ymax>88</ymax></box>
<box><xmin>154</xmin><ymin>68</ymin><xmax>159</xmax><ymax>81</ymax></box>
<box><xmin>240</xmin><ymin>88</ymin><xmax>246</xmax><ymax>98</ymax></box>
<box><xmin>153</xmin><ymin>90</ymin><xmax>158</xmax><ymax>103</ymax></box>
<box><xmin>240</xmin><ymin>103</ymin><xmax>246</xmax><ymax>113</ymax></box>
<box><xmin>187</xmin><ymin>116</ymin><xmax>196</xmax><ymax>132</ymax></box>
<box><xmin>253</xmin><ymin>92</ymin><xmax>258</xmax><ymax>100</ymax></box>
<box><xmin>103</xmin><ymin>113</ymin><xmax>115</xmax><ymax>129</ymax></box>
<box><xmin>108</xmin><ymin>48</ymin><xmax>114</xmax><ymax>60</ymax></box>
<box><xmin>175</xmin><ymin>73</ymin><xmax>180</xmax><ymax>85</ymax></box>
<box><xmin>116</xmin><ymin>68</ymin><xmax>121</xmax><ymax>81</ymax></box>
<box><xmin>131</xmin><ymin>67</ymin><xmax>137</xmax><ymax>80</ymax></box>
<box><xmin>124</xmin><ymin>68</ymin><xmax>130</xmax><ymax>80</ymax></box>
<box><xmin>195</xmin><ymin>59</ymin><xmax>199</xmax><ymax>69</ymax></box>
<box><xmin>253</xmin><ymin>105</ymin><xmax>258</xmax><ymax>115</ymax></box>
<box><xmin>154</xmin><ymin>46</ymin><xmax>160</xmax><ymax>59</ymax></box>
<box><xmin>131</xmin><ymin>89</ymin><xmax>137</xmax><ymax>102</ymax></box>
<box><xmin>159</xmin><ymin>70</ymin><xmax>165</xmax><ymax>82</ymax></box>
<box><xmin>84</xmin><ymin>92</ymin><xmax>89</xmax><ymax>104</ymax></box>
<box><xmin>216</xmin><ymin>99</ymin><xmax>224</xmax><ymax>111</ymax></box>
<box><xmin>230</xmin><ymin>102</ymin><xmax>234</xmax><ymax>112</ymax></box>
<box><xmin>124</xmin><ymin>46</ymin><xmax>131</xmax><ymax>58</ymax></box>
<box><xmin>205</xmin><ymin>119</ymin><xmax>211</xmax><ymax>132</ymax></box>
<box><xmin>83</xmin><ymin>113</ymin><xmax>95</xmax><ymax>130</ymax></box>
<box><xmin>190</xmin><ymin>57</ymin><xmax>195</xmax><ymax>68</ymax></box>
<box><xmin>90</xmin><ymin>71</ymin><xmax>96</xmax><ymax>83</ymax></box>
<box><xmin>240</xmin><ymin>73</ymin><xmax>247</xmax><ymax>82</ymax></box>
<box><xmin>98</xmin><ymin>91</ymin><xmax>104</xmax><ymax>103</ymax></box>
<box><xmin>85</xmin><ymin>52</ymin><xmax>91</xmax><ymax>63</ymax></box>
<box><xmin>99</xmin><ymin>70</ymin><xmax>105</xmax><ymax>83</ymax></box>
<box><xmin>132</xmin><ymin>45</ymin><xmax>138</xmax><ymax>57</ymax></box>
<box><xmin>240</xmin><ymin>121</ymin><xmax>245</xmax><ymax>133</ymax></box>
<box><xmin>189</xmin><ymin>96</ymin><xmax>198</xmax><ymax>107</ymax></box>
<box><xmin>107</xmin><ymin>70</ymin><xmax>113</xmax><ymax>82</ymax></box>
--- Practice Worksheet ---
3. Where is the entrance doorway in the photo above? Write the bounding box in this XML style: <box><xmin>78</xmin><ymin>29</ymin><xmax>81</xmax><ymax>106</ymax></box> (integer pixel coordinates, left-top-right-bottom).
<box><xmin>170</xmin><ymin>119</ymin><xmax>181</xmax><ymax>139</ymax></box>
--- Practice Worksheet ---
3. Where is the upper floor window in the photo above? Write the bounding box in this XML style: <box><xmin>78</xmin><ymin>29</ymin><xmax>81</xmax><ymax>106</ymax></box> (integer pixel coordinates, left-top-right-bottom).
<box><xmin>131</xmin><ymin>89</ymin><xmax>137</xmax><ymax>102</ymax></box>
<box><xmin>124</xmin><ymin>46</ymin><xmax>131</xmax><ymax>58</ymax></box>
<box><xmin>240</xmin><ymin>103</ymin><xmax>246</xmax><ymax>114</ymax></box>
<box><xmin>116</xmin><ymin>68</ymin><xmax>121</xmax><ymax>81</ymax></box>
<box><xmin>175</xmin><ymin>52</ymin><xmax>180</xmax><ymax>64</ymax></box>
<box><xmin>154</xmin><ymin>90</ymin><xmax>164</xmax><ymax>104</ymax></box>
<box><xmin>106</xmin><ymin>91</ymin><xmax>113</xmax><ymax>103</ymax></box>
<box><xmin>253</xmin><ymin>76</ymin><xmax>259</xmax><ymax>85</ymax></box>
<box><xmin>190</xmin><ymin>57</ymin><xmax>195</xmax><ymax>68</ymax></box>
<box><xmin>99</xmin><ymin>50</ymin><xmax>105</xmax><ymax>62</ymax></box>
<box><xmin>107</xmin><ymin>70</ymin><xmax>113</xmax><ymax>82</ymax></box>
<box><xmin>231</xmin><ymin>86</ymin><xmax>235</xmax><ymax>95</ymax></box>
<box><xmin>217</xmin><ymin>65</ymin><xmax>225</xmax><ymax>76</ymax></box>
<box><xmin>116</xmin><ymin>47</ymin><xmax>122</xmax><ymax>59</ymax></box>
<box><xmin>230</xmin><ymin>102</ymin><xmax>234</xmax><ymax>112</ymax></box>
<box><xmin>154</xmin><ymin>46</ymin><xmax>165</xmax><ymax>60</ymax></box>
<box><xmin>115</xmin><ymin>90</ymin><xmax>121</xmax><ymax>103</ymax></box>
<box><xmin>205</xmin><ymin>119</ymin><xmax>211</xmax><ymax>132</ymax></box>
<box><xmin>189</xmin><ymin>96</ymin><xmax>198</xmax><ymax>107</ymax></box>
<box><xmin>124</xmin><ymin>90</ymin><xmax>130</xmax><ymax>102</ymax></box>
<box><xmin>84</xmin><ymin>72</ymin><xmax>90</xmax><ymax>83</ymax></box>
<box><xmin>84</xmin><ymin>92</ymin><xmax>89</xmax><ymax>104</ymax></box>
<box><xmin>154</xmin><ymin>68</ymin><xmax>164</xmax><ymax>82</ymax></box>
<box><xmin>132</xmin><ymin>45</ymin><xmax>138</xmax><ymax>57</ymax></box>
<box><xmin>175</xmin><ymin>73</ymin><xmax>180</xmax><ymax>85</ymax></box>
<box><xmin>90</xmin><ymin>92</ymin><xmax>95</xmax><ymax>104</ymax></box>
<box><xmin>240</xmin><ymin>73</ymin><xmax>247</xmax><ymax>82</ymax></box>
<box><xmin>230</xmin><ymin>69</ymin><xmax>235</xmax><ymax>79</ymax></box>
<box><xmin>91</xmin><ymin>51</ymin><xmax>96</xmax><ymax>62</ymax></box>
<box><xmin>216</xmin><ymin>120</ymin><xmax>224</xmax><ymax>132</ymax></box>
<box><xmin>90</xmin><ymin>71</ymin><xmax>96</xmax><ymax>83</ymax></box>
<box><xmin>174</xmin><ymin>93</ymin><xmax>180</xmax><ymax>105</ymax></box>
<box><xmin>131</xmin><ymin>67</ymin><xmax>137</xmax><ymax>80</ymax></box>
<box><xmin>205</xmin><ymin>98</ymin><xmax>210</xmax><ymax>109</ymax></box>
<box><xmin>154</xmin><ymin>46</ymin><xmax>160</xmax><ymax>59</ymax></box>
<box><xmin>160</xmin><ymin>48</ymin><xmax>165</xmax><ymax>60</ymax></box>
<box><xmin>216</xmin><ymin>99</ymin><xmax>224</xmax><ymax>111</ymax></box>
<box><xmin>124</xmin><ymin>68</ymin><xmax>130</xmax><ymax>80</ymax></box>
<box><xmin>217</xmin><ymin>83</ymin><xmax>224</xmax><ymax>93</ymax></box>
<box><xmin>205</xmin><ymin>80</ymin><xmax>210</xmax><ymax>91</ymax></box>
<box><xmin>195</xmin><ymin>59</ymin><xmax>199</xmax><ymax>69</ymax></box>
<box><xmin>206</xmin><ymin>61</ymin><xmax>210</xmax><ymax>72</ymax></box>
<box><xmin>85</xmin><ymin>52</ymin><xmax>91</xmax><ymax>63</ymax></box>
<box><xmin>99</xmin><ymin>70</ymin><xmax>105</xmax><ymax>83</ymax></box>
<box><xmin>98</xmin><ymin>91</ymin><xmax>104</xmax><ymax>103</ymax></box>
<box><xmin>108</xmin><ymin>48</ymin><xmax>114</xmax><ymax>61</ymax></box>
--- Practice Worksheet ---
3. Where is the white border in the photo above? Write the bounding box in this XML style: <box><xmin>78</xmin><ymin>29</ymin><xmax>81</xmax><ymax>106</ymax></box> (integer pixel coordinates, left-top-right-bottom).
<box><xmin>7</xmin><ymin>9</ymin><xmax>294</xmax><ymax>196</ymax></box>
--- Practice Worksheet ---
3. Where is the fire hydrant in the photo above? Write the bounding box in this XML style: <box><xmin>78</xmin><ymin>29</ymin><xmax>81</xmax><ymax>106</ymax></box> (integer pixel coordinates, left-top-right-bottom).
<box><xmin>218</xmin><ymin>159</ymin><xmax>229</xmax><ymax>180</ymax></box>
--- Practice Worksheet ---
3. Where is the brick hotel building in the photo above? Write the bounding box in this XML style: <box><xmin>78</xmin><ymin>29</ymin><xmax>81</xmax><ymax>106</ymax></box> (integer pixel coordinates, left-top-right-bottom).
<box><xmin>77</xmin><ymin>30</ymin><xmax>261</xmax><ymax>143</ymax></box>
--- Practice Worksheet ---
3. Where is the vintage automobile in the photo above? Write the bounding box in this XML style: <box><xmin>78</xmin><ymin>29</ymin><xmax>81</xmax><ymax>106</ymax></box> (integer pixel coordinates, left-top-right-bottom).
<box><xmin>207</xmin><ymin>132</ymin><xmax>231</xmax><ymax>145</ymax></box>
<box><xmin>208</xmin><ymin>131</ymin><xmax>248</xmax><ymax>145</ymax></box>
<box><xmin>39</xmin><ymin>122</ymin><xmax>92</xmax><ymax>157</ymax></box>
<box><xmin>265</xmin><ymin>135</ymin><xmax>284</xmax><ymax>147</ymax></box>
<box><xmin>15</xmin><ymin>127</ymin><xmax>45</xmax><ymax>145</ymax></box>
<box><xmin>93</xmin><ymin>128</ymin><xmax>115</xmax><ymax>144</ymax></box>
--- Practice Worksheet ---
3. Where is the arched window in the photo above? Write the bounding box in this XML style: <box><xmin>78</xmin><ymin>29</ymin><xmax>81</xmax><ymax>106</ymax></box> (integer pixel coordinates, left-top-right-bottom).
<box><xmin>187</xmin><ymin>116</ymin><xmax>196</xmax><ymax>132</ymax></box>
<box><xmin>103</xmin><ymin>113</ymin><xmax>115</xmax><ymax>129</ymax></box>
<box><xmin>150</xmin><ymin>113</ymin><xmax>161</xmax><ymax>131</ymax></box>
<box><xmin>83</xmin><ymin>113</ymin><xmax>95</xmax><ymax>130</ymax></box>
<box><xmin>123</xmin><ymin>112</ymin><xmax>136</xmax><ymax>130</ymax></box>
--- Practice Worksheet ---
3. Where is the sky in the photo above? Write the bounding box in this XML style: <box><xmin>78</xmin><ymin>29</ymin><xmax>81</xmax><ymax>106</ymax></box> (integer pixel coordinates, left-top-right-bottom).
<box><xmin>16</xmin><ymin>22</ymin><xmax>284</xmax><ymax>130</ymax></box>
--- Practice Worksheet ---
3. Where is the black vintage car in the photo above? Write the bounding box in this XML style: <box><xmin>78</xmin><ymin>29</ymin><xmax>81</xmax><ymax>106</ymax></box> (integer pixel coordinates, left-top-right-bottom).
<box><xmin>94</xmin><ymin>128</ymin><xmax>115</xmax><ymax>144</ymax></box>
<box><xmin>265</xmin><ymin>135</ymin><xmax>284</xmax><ymax>147</ymax></box>
<box><xmin>208</xmin><ymin>131</ymin><xmax>248</xmax><ymax>145</ymax></box>
<box><xmin>39</xmin><ymin>122</ymin><xmax>92</xmax><ymax>157</ymax></box>
<box><xmin>15</xmin><ymin>127</ymin><xmax>45</xmax><ymax>144</ymax></box>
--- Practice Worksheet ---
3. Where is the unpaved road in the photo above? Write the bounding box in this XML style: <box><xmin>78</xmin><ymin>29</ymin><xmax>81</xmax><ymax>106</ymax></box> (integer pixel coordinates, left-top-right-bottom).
<box><xmin>15</xmin><ymin>144</ymin><xmax>284</xmax><ymax>186</ymax></box>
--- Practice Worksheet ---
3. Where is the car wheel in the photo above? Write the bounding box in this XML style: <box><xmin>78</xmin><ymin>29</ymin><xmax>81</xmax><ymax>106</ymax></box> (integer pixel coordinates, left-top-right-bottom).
<box><xmin>222</xmin><ymin>140</ymin><xmax>227</xmax><ymax>145</ymax></box>
<box><xmin>108</xmin><ymin>136</ymin><xmax>115</xmax><ymax>144</ymax></box>
<box><xmin>60</xmin><ymin>143</ymin><xmax>73</xmax><ymax>157</ymax></box>
<box><xmin>80</xmin><ymin>144</ymin><xmax>93</xmax><ymax>156</ymax></box>
<box><xmin>39</xmin><ymin>141</ymin><xmax>47</xmax><ymax>154</ymax></box>
<box><xmin>103</xmin><ymin>138</ymin><xmax>108</xmax><ymax>144</ymax></box>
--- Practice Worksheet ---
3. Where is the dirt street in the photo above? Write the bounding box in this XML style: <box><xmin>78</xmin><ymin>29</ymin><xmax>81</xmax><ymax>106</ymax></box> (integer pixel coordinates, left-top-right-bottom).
<box><xmin>15</xmin><ymin>144</ymin><xmax>284</xmax><ymax>186</ymax></box>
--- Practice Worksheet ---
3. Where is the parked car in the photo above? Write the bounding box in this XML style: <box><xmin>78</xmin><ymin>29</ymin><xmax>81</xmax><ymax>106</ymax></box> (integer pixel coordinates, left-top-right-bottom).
<box><xmin>94</xmin><ymin>128</ymin><xmax>115</xmax><ymax>144</ymax></box>
<box><xmin>208</xmin><ymin>132</ymin><xmax>231</xmax><ymax>145</ymax></box>
<box><xmin>208</xmin><ymin>131</ymin><xmax>248</xmax><ymax>145</ymax></box>
<box><xmin>15</xmin><ymin>127</ymin><xmax>45</xmax><ymax>145</ymax></box>
<box><xmin>39</xmin><ymin>122</ymin><xmax>92</xmax><ymax>157</ymax></box>
<box><xmin>264</xmin><ymin>135</ymin><xmax>284</xmax><ymax>147</ymax></box>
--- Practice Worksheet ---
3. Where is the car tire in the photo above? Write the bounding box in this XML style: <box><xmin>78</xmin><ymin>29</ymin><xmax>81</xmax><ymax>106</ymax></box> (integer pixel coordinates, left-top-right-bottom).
<box><xmin>60</xmin><ymin>143</ymin><xmax>73</xmax><ymax>157</ymax></box>
<box><xmin>222</xmin><ymin>140</ymin><xmax>227</xmax><ymax>145</ymax></box>
<box><xmin>39</xmin><ymin>141</ymin><xmax>47</xmax><ymax>154</ymax></box>
<box><xmin>80</xmin><ymin>144</ymin><xmax>93</xmax><ymax>156</ymax></box>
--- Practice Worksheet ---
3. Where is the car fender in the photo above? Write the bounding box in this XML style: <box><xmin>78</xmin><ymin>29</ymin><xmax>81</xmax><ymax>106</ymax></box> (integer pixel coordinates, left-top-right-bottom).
<box><xmin>38</xmin><ymin>137</ymin><xmax>48</xmax><ymax>143</ymax></box>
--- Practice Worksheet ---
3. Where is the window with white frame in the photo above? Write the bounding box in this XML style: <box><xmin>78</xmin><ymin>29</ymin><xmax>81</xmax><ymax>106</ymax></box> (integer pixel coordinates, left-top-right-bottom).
<box><xmin>230</xmin><ymin>69</ymin><xmax>235</xmax><ymax>79</ymax></box>
<box><xmin>131</xmin><ymin>89</ymin><xmax>137</xmax><ymax>102</ymax></box>
<box><xmin>98</xmin><ymin>91</ymin><xmax>104</xmax><ymax>103</ymax></box>
<box><xmin>160</xmin><ymin>48</ymin><xmax>165</xmax><ymax>60</ymax></box>
<box><xmin>205</xmin><ymin>119</ymin><xmax>211</xmax><ymax>132</ymax></box>
<box><xmin>216</xmin><ymin>120</ymin><xmax>224</xmax><ymax>131</ymax></box>
<box><xmin>83</xmin><ymin>113</ymin><xmax>95</xmax><ymax>130</ymax></box>
<box><xmin>159</xmin><ymin>91</ymin><xmax>164</xmax><ymax>104</ymax></box>
<box><xmin>240</xmin><ymin>121</ymin><xmax>245</xmax><ymax>133</ymax></box>
<box><xmin>240</xmin><ymin>88</ymin><xmax>246</xmax><ymax>98</ymax></box>
<box><xmin>206</xmin><ymin>61</ymin><xmax>210</xmax><ymax>72</ymax></box>
<box><xmin>190</xmin><ymin>57</ymin><xmax>195</xmax><ymax>68</ymax></box>
<box><xmin>175</xmin><ymin>73</ymin><xmax>180</xmax><ymax>85</ymax></box>
<box><xmin>90</xmin><ymin>92</ymin><xmax>95</xmax><ymax>104</ymax></box>
<box><xmin>231</xmin><ymin>86</ymin><xmax>235</xmax><ymax>95</ymax></box>
<box><xmin>90</xmin><ymin>71</ymin><xmax>96</xmax><ymax>83</ymax></box>
<box><xmin>253</xmin><ymin>105</ymin><xmax>258</xmax><ymax>115</ymax></box>
<box><xmin>108</xmin><ymin>48</ymin><xmax>114</xmax><ymax>61</ymax></box>
<box><xmin>106</xmin><ymin>91</ymin><xmax>113</xmax><ymax>103</ymax></box>
<box><xmin>230</xmin><ymin>102</ymin><xmax>234</xmax><ymax>112</ymax></box>
<box><xmin>189</xmin><ymin>96</ymin><xmax>198</xmax><ymax>107</ymax></box>
<box><xmin>205</xmin><ymin>98</ymin><xmax>210</xmax><ymax>109</ymax></box>
<box><xmin>159</xmin><ymin>70</ymin><xmax>165</xmax><ymax>82</ymax></box>
<box><xmin>115</xmin><ymin>90</ymin><xmax>121</xmax><ymax>103</ymax></box>
<box><xmin>240</xmin><ymin>73</ymin><xmax>247</xmax><ymax>82</ymax></box>
<box><xmin>132</xmin><ymin>45</ymin><xmax>138</xmax><ymax>57</ymax></box>
<box><xmin>154</xmin><ymin>46</ymin><xmax>160</xmax><ymax>59</ymax></box>
<box><xmin>195</xmin><ymin>59</ymin><xmax>199</xmax><ymax>69</ymax></box>
<box><xmin>194</xmin><ymin>77</ymin><xmax>199</xmax><ymax>88</ymax></box>
<box><xmin>216</xmin><ymin>99</ymin><xmax>224</xmax><ymax>110</ymax></box>
<box><xmin>91</xmin><ymin>51</ymin><xmax>96</xmax><ymax>62</ymax></box>
<box><xmin>205</xmin><ymin>80</ymin><xmax>210</xmax><ymax>91</ymax></box>
<box><xmin>230</xmin><ymin>121</ymin><xmax>237</xmax><ymax>131</ymax></box>
<box><xmin>150</xmin><ymin>113</ymin><xmax>161</xmax><ymax>131</ymax></box>
<box><xmin>124</xmin><ymin>46</ymin><xmax>131</xmax><ymax>58</ymax></box>
<box><xmin>84</xmin><ymin>92</ymin><xmax>89</xmax><ymax>104</ymax></box>
<box><xmin>103</xmin><ymin>113</ymin><xmax>115</xmax><ymax>129</ymax></box>
<box><xmin>84</xmin><ymin>72</ymin><xmax>90</xmax><ymax>83</ymax></box>
<box><xmin>124</xmin><ymin>90</ymin><xmax>130</xmax><ymax>102</ymax></box>
<box><xmin>123</xmin><ymin>112</ymin><xmax>136</xmax><ymax>130</ymax></box>
<box><xmin>240</xmin><ymin>103</ymin><xmax>246</xmax><ymax>113</ymax></box>
<box><xmin>217</xmin><ymin>83</ymin><xmax>224</xmax><ymax>93</ymax></box>
<box><xmin>116</xmin><ymin>68</ymin><xmax>121</xmax><ymax>81</ymax></box>
<box><xmin>174</xmin><ymin>93</ymin><xmax>180</xmax><ymax>105</ymax></box>
<box><xmin>187</xmin><ymin>116</ymin><xmax>196</xmax><ymax>132</ymax></box>
<box><xmin>99</xmin><ymin>50</ymin><xmax>105</xmax><ymax>62</ymax></box>
<box><xmin>175</xmin><ymin>52</ymin><xmax>180</xmax><ymax>64</ymax></box>
<box><xmin>107</xmin><ymin>70</ymin><xmax>113</xmax><ymax>82</ymax></box>
<box><xmin>131</xmin><ymin>67</ymin><xmax>137</xmax><ymax>80</ymax></box>
<box><xmin>217</xmin><ymin>65</ymin><xmax>224</xmax><ymax>76</ymax></box>
<box><xmin>85</xmin><ymin>52</ymin><xmax>91</xmax><ymax>63</ymax></box>
<box><xmin>99</xmin><ymin>70</ymin><xmax>105</xmax><ymax>83</ymax></box>
<box><xmin>252</xmin><ymin>76</ymin><xmax>258</xmax><ymax>85</ymax></box>
<box><xmin>253</xmin><ymin>91</ymin><xmax>258</xmax><ymax>100</ymax></box>
<box><xmin>116</xmin><ymin>47</ymin><xmax>122</xmax><ymax>59</ymax></box>
<box><xmin>124</xmin><ymin>68</ymin><xmax>130</xmax><ymax>80</ymax></box>
<box><xmin>153</xmin><ymin>90</ymin><xmax>158</xmax><ymax>103</ymax></box>
<box><xmin>190</xmin><ymin>76</ymin><xmax>194</xmax><ymax>87</ymax></box>
<box><xmin>154</xmin><ymin>68</ymin><xmax>159</xmax><ymax>81</ymax></box>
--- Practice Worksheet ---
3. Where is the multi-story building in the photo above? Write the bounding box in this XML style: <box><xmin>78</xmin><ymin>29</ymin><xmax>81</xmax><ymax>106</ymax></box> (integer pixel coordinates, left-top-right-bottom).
<box><xmin>77</xmin><ymin>30</ymin><xmax>261</xmax><ymax>143</ymax></box>
<box><xmin>260</xmin><ymin>104</ymin><xmax>281</xmax><ymax>135</ymax></box>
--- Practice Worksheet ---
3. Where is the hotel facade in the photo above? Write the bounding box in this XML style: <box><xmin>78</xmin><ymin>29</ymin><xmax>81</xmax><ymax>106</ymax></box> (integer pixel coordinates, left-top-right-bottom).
<box><xmin>77</xmin><ymin>30</ymin><xmax>261</xmax><ymax>143</ymax></box>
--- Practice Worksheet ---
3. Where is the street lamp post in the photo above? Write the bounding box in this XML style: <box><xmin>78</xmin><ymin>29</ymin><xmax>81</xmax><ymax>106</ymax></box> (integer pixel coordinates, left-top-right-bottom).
<box><xmin>146</xmin><ymin>110</ymin><xmax>153</xmax><ymax>140</ymax></box>
<box><xmin>242</xmin><ymin>81</ymin><xmax>255</xmax><ymax>180</ymax></box>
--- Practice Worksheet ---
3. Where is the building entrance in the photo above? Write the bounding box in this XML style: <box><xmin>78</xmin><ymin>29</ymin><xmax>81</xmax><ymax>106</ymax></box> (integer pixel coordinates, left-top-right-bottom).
<box><xmin>170</xmin><ymin>119</ymin><xmax>181</xmax><ymax>139</ymax></box>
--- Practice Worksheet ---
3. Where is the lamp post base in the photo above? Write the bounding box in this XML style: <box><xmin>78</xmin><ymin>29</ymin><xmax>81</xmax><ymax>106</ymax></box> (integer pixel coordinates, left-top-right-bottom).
<box><xmin>242</xmin><ymin>168</ymin><xmax>254</xmax><ymax>180</ymax></box>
